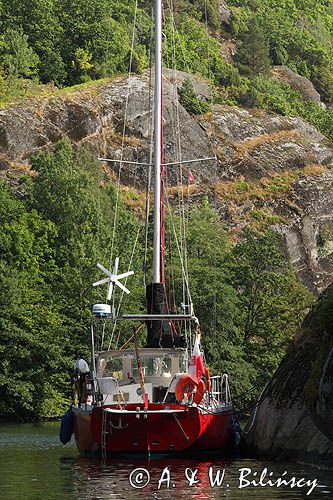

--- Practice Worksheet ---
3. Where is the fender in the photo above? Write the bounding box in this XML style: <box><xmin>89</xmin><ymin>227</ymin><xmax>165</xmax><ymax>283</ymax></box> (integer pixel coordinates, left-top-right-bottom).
<box><xmin>59</xmin><ymin>407</ymin><xmax>74</xmax><ymax>445</ymax></box>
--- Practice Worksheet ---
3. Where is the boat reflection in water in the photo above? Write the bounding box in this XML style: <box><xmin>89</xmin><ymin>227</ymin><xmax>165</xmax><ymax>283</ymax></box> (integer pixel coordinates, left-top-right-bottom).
<box><xmin>74</xmin><ymin>456</ymin><xmax>228</xmax><ymax>500</ymax></box>
<box><xmin>72</xmin><ymin>456</ymin><xmax>331</xmax><ymax>499</ymax></box>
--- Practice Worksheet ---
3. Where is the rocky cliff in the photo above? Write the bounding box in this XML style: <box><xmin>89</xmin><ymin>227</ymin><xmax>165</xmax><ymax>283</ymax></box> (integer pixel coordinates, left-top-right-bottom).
<box><xmin>244</xmin><ymin>283</ymin><xmax>333</xmax><ymax>467</ymax></box>
<box><xmin>1</xmin><ymin>69</ymin><xmax>333</xmax><ymax>292</ymax></box>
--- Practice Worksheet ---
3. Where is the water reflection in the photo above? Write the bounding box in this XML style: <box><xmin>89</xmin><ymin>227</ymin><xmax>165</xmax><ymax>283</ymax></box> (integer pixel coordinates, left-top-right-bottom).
<box><xmin>0</xmin><ymin>423</ymin><xmax>332</xmax><ymax>500</ymax></box>
<box><xmin>73</xmin><ymin>455</ymin><xmax>331</xmax><ymax>499</ymax></box>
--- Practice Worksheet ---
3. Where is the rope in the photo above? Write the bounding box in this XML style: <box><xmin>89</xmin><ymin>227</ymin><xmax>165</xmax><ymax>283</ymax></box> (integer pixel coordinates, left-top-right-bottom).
<box><xmin>197</xmin><ymin>388</ymin><xmax>270</xmax><ymax>419</ymax></box>
<box><xmin>101</xmin><ymin>409</ymin><xmax>108</xmax><ymax>460</ymax></box>
<box><xmin>134</xmin><ymin>327</ymin><xmax>148</xmax><ymax>409</ymax></box>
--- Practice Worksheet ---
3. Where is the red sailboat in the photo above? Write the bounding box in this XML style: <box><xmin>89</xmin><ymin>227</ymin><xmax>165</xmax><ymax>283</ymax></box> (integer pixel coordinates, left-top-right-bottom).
<box><xmin>64</xmin><ymin>0</ymin><xmax>234</xmax><ymax>457</ymax></box>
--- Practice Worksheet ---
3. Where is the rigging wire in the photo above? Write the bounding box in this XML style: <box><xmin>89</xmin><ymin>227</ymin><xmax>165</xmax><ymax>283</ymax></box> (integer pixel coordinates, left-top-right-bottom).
<box><xmin>198</xmin><ymin>378</ymin><xmax>271</xmax><ymax>419</ymax></box>
<box><xmin>108</xmin><ymin>0</ymin><xmax>139</xmax><ymax>271</ymax></box>
<box><xmin>102</xmin><ymin>0</ymin><xmax>144</xmax><ymax>349</ymax></box>
<box><xmin>164</xmin><ymin>0</ymin><xmax>195</xmax><ymax>344</ymax></box>
<box><xmin>108</xmin><ymin>225</ymin><xmax>142</xmax><ymax>350</ymax></box>
<box><xmin>203</xmin><ymin>0</ymin><xmax>220</xmax><ymax>343</ymax></box>
<box><xmin>164</xmin><ymin>185</ymin><xmax>194</xmax><ymax>319</ymax></box>
<box><xmin>165</xmin><ymin>0</ymin><xmax>185</xmax><ymax>307</ymax></box>
<box><xmin>100</xmin><ymin>320</ymin><xmax>107</xmax><ymax>351</ymax></box>
<box><xmin>143</xmin><ymin>7</ymin><xmax>155</xmax><ymax>288</ymax></box>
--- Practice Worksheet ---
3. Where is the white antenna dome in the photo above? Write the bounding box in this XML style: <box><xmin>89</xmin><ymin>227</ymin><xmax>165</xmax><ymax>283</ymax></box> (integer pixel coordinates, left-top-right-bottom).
<box><xmin>92</xmin><ymin>303</ymin><xmax>111</xmax><ymax>317</ymax></box>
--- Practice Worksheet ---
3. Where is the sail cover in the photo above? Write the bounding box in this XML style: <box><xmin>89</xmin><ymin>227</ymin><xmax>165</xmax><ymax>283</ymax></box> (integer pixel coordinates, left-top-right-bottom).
<box><xmin>146</xmin><ymin>283</ymin><xmax>174</xmax><ymax>347</ymax></box>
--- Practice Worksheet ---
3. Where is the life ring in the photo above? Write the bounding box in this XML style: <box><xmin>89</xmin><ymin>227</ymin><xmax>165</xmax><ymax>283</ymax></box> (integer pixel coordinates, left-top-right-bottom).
<box><xmin>175</xmin><ymin>374</ymin><xmax>197</xmax><ymax>403</ymax></box>
<box><xmin>175</xmin><ymin>374</ymin><xmax>206</xmax><ymax>405</ymax></box>
<box><xmin>193</xmin><ymin>379</ymin><xmax>205</xmax><ymax>405</ymax></box>
<box><xmin>204</xmin><ymin>367</ymin><xmax>211</xmax><ymax>392</ymax></box>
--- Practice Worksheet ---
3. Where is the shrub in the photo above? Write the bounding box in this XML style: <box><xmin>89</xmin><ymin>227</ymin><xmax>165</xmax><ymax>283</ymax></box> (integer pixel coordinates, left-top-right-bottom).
<box><xmin>178</xmin><ymin>78</ymin><xmax>211</xmax><ymax>115</ymax></box>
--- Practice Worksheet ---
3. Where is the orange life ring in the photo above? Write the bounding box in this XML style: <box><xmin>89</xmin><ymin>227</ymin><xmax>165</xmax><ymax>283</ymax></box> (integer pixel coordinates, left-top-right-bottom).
<box><xmin>175</xmin><ymin>374</ymin><xmax>206</xmax><ymax>405</ymax></box>
<box><xmin>193</xmin><ymin>379</ymin><xmax>205</xmax><ymax>405</ymax></box>
<box><xmin>175</xmin><ymin>374</ymin><xmax>197</xmax><ymax>403</ymax></box>
<box><xmin>205</xmin><ymin>367</ymin><xmax>211</xmax><ymax>392</ymax></box>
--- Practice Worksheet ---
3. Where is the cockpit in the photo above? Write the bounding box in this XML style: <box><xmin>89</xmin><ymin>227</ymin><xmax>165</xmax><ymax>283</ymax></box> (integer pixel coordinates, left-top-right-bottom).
<box><xmin>95</xmin><ymin>348</ymin><xmax>188</xmax><ymax>404</ymax></box>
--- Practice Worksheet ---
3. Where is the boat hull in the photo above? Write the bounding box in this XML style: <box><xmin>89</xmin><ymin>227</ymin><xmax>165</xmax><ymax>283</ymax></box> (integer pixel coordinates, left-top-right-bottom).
<box><xmin>73</xmin><ymin>403</ymin><xmax>232</xmax><ymax>456</ymax></box>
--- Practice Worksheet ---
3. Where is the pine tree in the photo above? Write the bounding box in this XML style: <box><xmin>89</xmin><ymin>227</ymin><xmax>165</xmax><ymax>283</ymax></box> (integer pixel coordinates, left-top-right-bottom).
<box><xmin>235</xmin><ymin>17</ymin><xmax>271</xmax><ymax>77</ymax></box>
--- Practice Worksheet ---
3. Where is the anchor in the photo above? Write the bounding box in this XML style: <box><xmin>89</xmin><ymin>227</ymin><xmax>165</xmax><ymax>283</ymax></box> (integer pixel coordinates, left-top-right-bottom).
<box><xmin>109</xmin><ymin>414</ymin><xmax>128</xmax><ymax>430</ymax></box>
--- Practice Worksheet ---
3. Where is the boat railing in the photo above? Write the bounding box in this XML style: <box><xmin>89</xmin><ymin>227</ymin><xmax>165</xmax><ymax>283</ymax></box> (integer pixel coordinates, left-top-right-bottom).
<box><xmin>210</xmin><ymin>374</ymin><xmax>231</xmax><ymax>405</ymax></box>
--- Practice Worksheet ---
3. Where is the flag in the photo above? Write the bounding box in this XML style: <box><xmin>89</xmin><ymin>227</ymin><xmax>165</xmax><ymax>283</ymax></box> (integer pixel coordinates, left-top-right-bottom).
<box><xmin>188</xmin><ymin>170</ymin><xmax>195</xmax><ymax>184</ymax></box>
<box><xmin>188</xmin><ymin>334</ymin><xmax>205</xmax><ymax>383</ymax></box>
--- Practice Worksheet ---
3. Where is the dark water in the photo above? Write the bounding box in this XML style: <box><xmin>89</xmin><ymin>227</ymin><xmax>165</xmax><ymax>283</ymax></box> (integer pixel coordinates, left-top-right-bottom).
<box><xmin>0</xmin><ymin>422</ymin><xmax>332</xmax><ymax>499</ymax></box>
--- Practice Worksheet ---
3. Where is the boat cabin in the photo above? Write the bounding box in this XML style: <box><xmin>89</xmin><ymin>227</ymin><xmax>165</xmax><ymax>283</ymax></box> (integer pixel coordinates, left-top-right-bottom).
<box><xmin>95</xmin><ymin>348</ymin><xmax>188</xmax><ymax>404</ymax></box>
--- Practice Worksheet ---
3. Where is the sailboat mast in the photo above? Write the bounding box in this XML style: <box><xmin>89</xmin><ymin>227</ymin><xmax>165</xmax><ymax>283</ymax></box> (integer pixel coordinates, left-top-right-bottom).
<box><xmin>152</xmin><ymin>0</ymin><xmax>163</xmax><ymax>284</ymax></box>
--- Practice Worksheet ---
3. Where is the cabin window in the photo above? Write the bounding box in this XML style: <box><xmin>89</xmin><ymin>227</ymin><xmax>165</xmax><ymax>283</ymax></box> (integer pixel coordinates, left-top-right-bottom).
<box><xmin>132</xmin><ymin>356</ymin><xmax>171</xmax><ymax>378</ymax></box>
<box><xmin>97</xmin><ymin>357</ymin><xmax>123</xmax><ymax>380</ymax></box>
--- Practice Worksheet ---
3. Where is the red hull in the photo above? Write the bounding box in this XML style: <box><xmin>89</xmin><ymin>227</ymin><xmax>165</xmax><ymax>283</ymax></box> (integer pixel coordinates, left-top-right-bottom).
<box><xmin>73</xmin><ymin>403</ymin><xmax>232</xmax><ymax>456</ymax></box>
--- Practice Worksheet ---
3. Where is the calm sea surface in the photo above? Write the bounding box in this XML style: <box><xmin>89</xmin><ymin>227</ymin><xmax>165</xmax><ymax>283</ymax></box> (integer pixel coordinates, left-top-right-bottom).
<box><xmin>0</xmin><ymin>422</ymin><xmax>332</xmax><ymax>500</ymax></box>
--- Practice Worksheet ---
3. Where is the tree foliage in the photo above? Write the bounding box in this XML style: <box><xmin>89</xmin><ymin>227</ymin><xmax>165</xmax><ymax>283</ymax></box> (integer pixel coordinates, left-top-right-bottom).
<box><xmin>0</xmin><ymin>27</ymin><xmax>39</xmax><ymax>81</ymax></box>
<box><xmin>0</xmin><ymin>0</ymin><xmax>326</xmax><ymax>419</ymax></box>
<box><xmin>234</xmin><ymin>16</ymin><xmax>271</xmax><ymax>77</ymax></box>
<box><xmin>0</xmin><ymin>0</ymin><xmax>332</xmax><ymax>143</ymax></box>
<box><xmin>229</xmin><ymin>0</ymin><xmax>333</xmax><ymax>101</ymax></box>
<box><xmin>0</xmin><ymin>141</ymin><xmax>314</xmax><ymax>418</ymax></box>
<box><xmin>178</xmin><ymin>78</ymin><xmax>211</xmax><ymax>115</ymax></box>
<box><xmin>167</xmin><ymin>200</ymin><xmax>313</xmax><ymax>409</ymax></box>
<box><xmin>0</xmin><ymin>140</ymin><xmax>145</xmax><ymax>419</ymax></box>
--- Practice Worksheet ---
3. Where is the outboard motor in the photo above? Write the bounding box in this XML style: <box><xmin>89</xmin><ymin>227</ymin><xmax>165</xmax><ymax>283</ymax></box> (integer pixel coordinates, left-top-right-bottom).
<box><xmin>73</xmin><ymin>358</ymin><xmax>90</xmax><ymax>375</ymax></box>
<box><xmin>59</xmin><ymin>359</ymin><xmax>91</xmax><ymax>445</ymax></box>
<box><xmin>73</xmin><ymin>358</ymin><xmax>90</xmax><ymax>406</ymax></box>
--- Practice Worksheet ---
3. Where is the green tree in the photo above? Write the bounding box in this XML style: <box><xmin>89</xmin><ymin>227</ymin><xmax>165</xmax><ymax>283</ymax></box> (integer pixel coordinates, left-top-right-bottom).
<box><xmin>0</xmin><ymin>27</ymin><xmax>39</xmax><ymax>81</ymax></box>
<box><xmin>178</xmin><ymin>78</ymin><xmax>211</xmax><ymax>115</ymax></box>
<box><xmin>0</xmin><ymin>140</ymin><xmax>147</xmax><ymax>419</ymax></box>
<box><xmin>71</xmin><ymin>48</ymin><xmax>93</xmax><ymax>83</ymax></box>
<box><xmin>234</xmin><ymin>16</ymin><xmax>271</xmax><ymax>77</ymax></box>
<box><xmin>0</xmin><ymin>0</ymin><xmax>65</xmax><ymax>85</ymax></box>
<box><xmin>166</xmin><ymin>201</ymin><xmax>257</xmax><ymax>406</ymax></box>
<box><xmin>230</xmin><ymin>229</ymin><xmax>314</xmax><ymax>383</ymax></box>
<box><xmin>0</xmin><ymin>181</ymin><xmax>71</xmax><ymax>419</ymax></box>
<box><xmin>164</xmin><ymin>15</ymin><xmax>240</xmax><ymax>86</ymax></box>
<box><xmin>168</xmin><ymin>202</ymin><xmax>313</xmax><ymax>408</ymax></box>
<box><xmin>29</xmin><ymin>139</ymin><xmax>145</xmax><ymax>351</ymax></box>
<box><xmin>229</xmin><ymin>0</ymin><xmax>333</xmax><ymax>102</ymax></box>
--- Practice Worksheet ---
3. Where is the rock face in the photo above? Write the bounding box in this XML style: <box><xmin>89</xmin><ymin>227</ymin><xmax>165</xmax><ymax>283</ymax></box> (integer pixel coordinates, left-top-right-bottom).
<box><xmin>271</xmin><ymin>65</ymin><xmax>325</xmax><ymax>107</ymax></box>
<box><xmin>219</xmin><ymin>1</ymin><xmax>231</xmax><ymax>25</ymax></box>
<box><xmin>244</xmin><ymin>284</ymin><xmax>333</xmax><ymax>466</ymax></box>
<box><xmin>0</xmin><ymin>69</ymin><xmax>332</xmax><ymax>291</ymax></box>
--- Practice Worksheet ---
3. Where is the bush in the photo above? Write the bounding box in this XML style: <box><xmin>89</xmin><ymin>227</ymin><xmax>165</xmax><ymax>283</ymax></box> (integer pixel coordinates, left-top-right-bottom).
<box><xmin>178</xmin><ymin>78</ymin><xmax>211</xmax><ymax>115</ymax></box>
<box><xmin>231</xmin><ymin>75</ymin><xmax>333</xmax><ymax>141</ymax></box>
